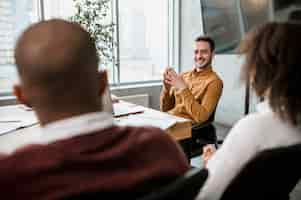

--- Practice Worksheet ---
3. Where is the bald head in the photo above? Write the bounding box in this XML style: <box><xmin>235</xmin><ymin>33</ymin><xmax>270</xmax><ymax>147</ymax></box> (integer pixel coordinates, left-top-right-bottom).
<box><xmin>14</xmin><ymin>19</ymin><xmax>105</xmax><ymax>124</ymax></box>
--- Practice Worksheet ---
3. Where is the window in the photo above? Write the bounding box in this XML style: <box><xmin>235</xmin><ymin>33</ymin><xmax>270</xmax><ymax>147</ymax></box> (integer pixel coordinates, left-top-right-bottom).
<box><xmin>201</xmin><ymin>0</ymin><xmax>242</xmax><ymax>53</ymax></box>
<box><xmin>240</xmin><ymin>0</ymin><xmax>269</xmax><ymax>32</ymax></box>
<box><xmin>117</xmin><ymin>0</ymin><xmax>169</xmax><ymax>83</ymax></box>
<box><xmin>43</xmin><ymin>0</ymin><xmax>76</xmax><ymax>20</ymax></box>
<box><xmin>201</xmin><ymin>0</ymin><xmax>301</xmax><ymax>54</ymax></box>
<box><xmin>42</xmin><ymin>0</ymin><xmax>174</xmax><ymax>85</ymax></box>
<box><xmin>0</xmin><ymin>0</ymin><xmax>176</xmax><ymax>96</ymax></box>
<box><xmin>0</xmin><ymin>0</ymin><xmax>39</xmax><ymax>94</ymax></box>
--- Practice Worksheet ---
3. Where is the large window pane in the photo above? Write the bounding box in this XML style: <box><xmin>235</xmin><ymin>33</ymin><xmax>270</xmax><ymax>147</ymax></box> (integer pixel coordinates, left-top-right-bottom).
<box><xmin>240</xmin><ymin>0</ymin><xmax>270</xmax><ymax>32</ymax></box>
<box><xmin>40</xmin><ymin>0</ymin><xmax>172</xmax><ymax>85</ymax></box>
<box><xmin>0</xmin><ymin>0</ymin><xmax>38</xmax><ymax>94</ymax></box>
<box><xmin>201</xmin><ymin>0</ymin><xmax>301</xmax><ymax>55</ymax></box>
<box><xmin>201</xmin><ymin>0</ymin><xmax>242</xmax><ymax>53</ymax></box>
<box><xmin>118</xmin><ymin>0</ymin><xmax>169</xmax><ymax>83</ymax></box>
<box><xmin>0</xmin><ymin>0</ymin><xmax>174</xmax><ymax>93</ymax></box>
<box><xmin>43</xmin><ymin>0</ymin><xmax>75</xmax><ymax>20</ymax></box>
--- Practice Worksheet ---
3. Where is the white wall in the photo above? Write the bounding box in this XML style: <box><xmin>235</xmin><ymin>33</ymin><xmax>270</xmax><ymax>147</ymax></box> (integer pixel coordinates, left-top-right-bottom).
<box><xmin>213</xmin><ymin>55</ymin><xmax>246</xmax><ymax>125</ymax></box>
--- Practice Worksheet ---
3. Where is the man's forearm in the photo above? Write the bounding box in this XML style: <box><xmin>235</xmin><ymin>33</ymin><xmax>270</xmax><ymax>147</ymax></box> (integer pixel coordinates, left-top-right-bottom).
<box><xmin>160</xmin><ymin>88</ymin><xmax>175</xmax><ymax>112</ymax></box>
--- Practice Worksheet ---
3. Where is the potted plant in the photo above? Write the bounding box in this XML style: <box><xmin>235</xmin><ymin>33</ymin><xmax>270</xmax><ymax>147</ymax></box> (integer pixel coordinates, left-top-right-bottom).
<box><xmin>70</xmin><ymin>0</ymin><xmax>115</xmax><ymax>67</ymax></box>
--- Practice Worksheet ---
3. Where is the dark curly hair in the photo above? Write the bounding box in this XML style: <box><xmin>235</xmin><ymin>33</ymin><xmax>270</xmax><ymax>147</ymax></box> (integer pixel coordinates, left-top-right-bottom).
<box><xmin>239</xmin><ymin>22</ymin><xmax>301</xmax><ymax>125</ymax></box>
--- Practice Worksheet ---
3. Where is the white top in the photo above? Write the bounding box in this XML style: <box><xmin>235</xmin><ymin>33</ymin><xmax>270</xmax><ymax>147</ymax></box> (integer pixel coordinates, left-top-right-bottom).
<box><xmin>196</xmin><ymin>102</ymin><xmax>301</xmax><ymax>200</ymax></box>
<box><xmin>41</xmin><ymin>111</ymin><xmax>113</xmax><ymax>144</ymax></box>
<box><xmin>0</xmin><ymin>111</ymin><xmax>114</xmax><ymax>155</ymax></box>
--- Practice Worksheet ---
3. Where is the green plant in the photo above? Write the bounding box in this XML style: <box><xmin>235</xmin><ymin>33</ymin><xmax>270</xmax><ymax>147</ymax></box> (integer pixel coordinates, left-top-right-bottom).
<box><xmin>70</xmin><ymin>0</ymin><xmax>115</xmax><ymax>66</ymax></box>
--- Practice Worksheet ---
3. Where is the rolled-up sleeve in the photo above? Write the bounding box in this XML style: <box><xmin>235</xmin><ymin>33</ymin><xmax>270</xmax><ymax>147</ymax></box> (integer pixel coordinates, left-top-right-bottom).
<box><xmin>160</xmin><ymin>88</ymin><xmax>175</xmax><ymax>112</ymax></box>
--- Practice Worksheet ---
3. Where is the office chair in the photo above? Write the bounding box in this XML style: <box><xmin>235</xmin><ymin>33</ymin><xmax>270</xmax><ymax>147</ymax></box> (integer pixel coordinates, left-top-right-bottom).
<box><xmin>62</xmin><ymin>168</ymin><xmax>208</xmax><ymax>200</ymax></box>
<box><xmin>289</xmin><ymin>9</ymin><xmax>301</xmax><ymax>21</ymax></box>
<box><xmin>137</xmin><ymin>168</ymin><xmax>208</xmax><ymax>200</ymax></box>
<box><xmin>190</xmin><ymin>110</ymin><xmax>219</xmax><ymax>158</ymax></box>
<box><xmin>220</xmin><ymin>143</ymin><xmax>301</xmax><ymax>200</ymax></box>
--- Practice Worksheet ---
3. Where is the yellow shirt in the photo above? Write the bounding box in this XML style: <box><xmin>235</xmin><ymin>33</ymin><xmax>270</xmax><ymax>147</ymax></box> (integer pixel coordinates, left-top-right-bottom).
<box><xmin>160</xmin><ymin>67</ymin><xmax>223</xmax><ymax>123</ymax></box>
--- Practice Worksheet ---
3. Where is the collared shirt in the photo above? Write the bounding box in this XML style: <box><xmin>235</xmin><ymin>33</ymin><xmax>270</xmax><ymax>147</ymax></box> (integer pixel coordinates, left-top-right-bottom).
<box><xmin>0</xmin><ymin>112</ymin><xmax>114</xmax><ymax>155</ymax></box>
<box><xmin>160</xmin><ymin>67</ymin><xmax>223</xmax><ymax>123</ymax></box>
<box><xmin>196</xmin><ymin>101</ymin><xmax>301</xmax><ymax>200</ymax></box>
<box><xmin>41</xmin><ymin>111</ymin><xmax>114</xmax><ymax>144</ymax></box>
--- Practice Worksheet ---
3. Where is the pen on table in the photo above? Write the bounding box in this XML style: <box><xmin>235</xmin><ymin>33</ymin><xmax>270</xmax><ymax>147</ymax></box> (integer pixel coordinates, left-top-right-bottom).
<box><xmin>114</xmin><ymin>110</ymin><xmax>144</xmax><ymax>118</ymax></box>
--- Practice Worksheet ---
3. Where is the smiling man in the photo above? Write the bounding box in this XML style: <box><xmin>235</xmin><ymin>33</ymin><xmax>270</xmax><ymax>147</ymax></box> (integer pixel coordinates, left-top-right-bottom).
<box><xmin>160</xmin><ymin>36</ymin><xmax>223</xmax><ymax>124</ymax></box>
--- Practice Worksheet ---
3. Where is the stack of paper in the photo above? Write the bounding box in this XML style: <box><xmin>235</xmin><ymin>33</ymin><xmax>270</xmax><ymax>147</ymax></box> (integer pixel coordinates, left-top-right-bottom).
<box><xmin>0</xmin><ymin>105</ymin><xmax>38</xmax><ymax>136</ymax></box>
<box><xmin>115</xmin><ymin>113</ymin><xmax>177</xmax><ymax>130</ymax></box>
<box><xmin>113</xmin><ymin>103</ymin><xmax>145</xmax><ymax>117</ymax></box>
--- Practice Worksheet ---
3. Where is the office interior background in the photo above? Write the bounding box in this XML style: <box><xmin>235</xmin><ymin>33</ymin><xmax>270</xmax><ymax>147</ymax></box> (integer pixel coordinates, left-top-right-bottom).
<box><xmin>1</xmin><ymin>0</ymin><xmax>300</xmax><ymax>128</ymax></box>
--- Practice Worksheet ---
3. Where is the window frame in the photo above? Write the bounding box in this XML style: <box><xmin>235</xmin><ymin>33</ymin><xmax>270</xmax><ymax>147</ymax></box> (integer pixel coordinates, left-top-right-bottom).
<box><xmin>0</xmin><ymin>0</ymin><xmax>42</xmax><ymax>98</ymax></box>
<box><xmin>199</xmin><ymin>0</ymin><xmax>245</xmax><ymax>54</ymax></box>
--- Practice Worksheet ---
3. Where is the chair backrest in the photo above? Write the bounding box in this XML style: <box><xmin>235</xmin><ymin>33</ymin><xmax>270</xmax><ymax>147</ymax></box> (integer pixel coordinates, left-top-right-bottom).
<box><xmin>289</xmin><ymin>9</ymin><xmax>301</xmax><ymax>21</ymax></box>
<box><xmin>137</xmin><ymin>168</ymin><xmax>208</xmax><ymax>200</ymax></box>
<box><xmin>207</xmin><ymin>109</ymin><xmax>216</xmax><ymax>123</ymax></box>
<box><xmin>191</xmin><ymin>108</ymin><xmax>217</xmax><ymax>145</ymax></box>
<box><xmin>190</xmin><ymin>109</ymin><xmax>218</xmax><ymax>158</ymax></box>
<box><xmin>220</xmin><ymin>144</ymin><xmax>301</xmax><ymax>200</ymax></box>
<box><xmin>62</xmin><ymin>168</ymin><xmax>208</xmax><ymax>200</ymax></box>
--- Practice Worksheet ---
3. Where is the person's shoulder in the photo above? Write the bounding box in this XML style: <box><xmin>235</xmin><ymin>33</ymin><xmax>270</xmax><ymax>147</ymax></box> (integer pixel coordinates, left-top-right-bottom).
<box><xmin>208</xmin><ymin>70</ymin><xmax>223</xmax><ymax>84</ymax></box>
<box><xmin>125</xmin><ymin>126</ymin><xmax>189</xmax><ymax>171</ymax></box>
<box><xmin>124</xmin><ymin>126</ymin><xmax>183</xmax><ymax>151</ymax></box>
<box><xmin>0</xmin><ymin>143</ymin><xmax>47</xmax><ymax>168</ymax></box>
<box><xmin>231</xmin><ymin>111</ymin><xmax>276</xmax><ymax>137</ymax></box>
<box><xmin>123</xmin><ymin>125</ymin><xmax>188</xmax><ymax>162</ymax></box>
<box><xmin>125</xmin><ymin>126</ymin><xmax>172</xmax><ymax>144</ymax></box>
<box><xmin>101</xmin><ymin>125</ymin><xmax>170</xmax><ymax>145</ymax></box>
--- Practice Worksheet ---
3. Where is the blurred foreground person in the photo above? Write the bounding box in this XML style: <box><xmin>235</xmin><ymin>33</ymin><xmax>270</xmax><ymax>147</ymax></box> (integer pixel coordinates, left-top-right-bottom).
<box><xmin>198</xmin><ymin>22</ymin><xmax>301</xmax><ymax>200</ymax></box>
<box><xmin>0</xmin><ymin>19</ymin><xmax>189</xmax><ymax>200</ymax></box>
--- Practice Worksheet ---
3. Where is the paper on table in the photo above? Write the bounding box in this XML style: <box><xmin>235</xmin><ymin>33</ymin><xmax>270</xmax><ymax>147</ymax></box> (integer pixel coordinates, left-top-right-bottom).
<box><xmin>115</xmin><ymin>113</ymin><xmax>177</xmax><ymax>130</ymax></box>
<box><xmin>0</xmin><ymin>105</ymin><xmax>38</xmax><ymax>135</ymax></box>
<box><xmin>113</xmin><ymin>103</ymin><xmax>145</xmax><ymax>117</ymax></box>
<box><xmin>0</xmin><ymin>123</ymin><xmax>21</xmax><ymax>136</ymax></box>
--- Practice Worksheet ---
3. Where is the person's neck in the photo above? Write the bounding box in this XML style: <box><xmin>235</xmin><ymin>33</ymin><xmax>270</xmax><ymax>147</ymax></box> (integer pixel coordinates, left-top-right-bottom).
<box><xmin>35</xmin><ymin>103</ymin><xmax>102</xmax><ymax>126</ymax></box>
<box><xmin>195</xmin><ymin>65</ymin><xmax>212</xmax><ymax>73</ymax></box>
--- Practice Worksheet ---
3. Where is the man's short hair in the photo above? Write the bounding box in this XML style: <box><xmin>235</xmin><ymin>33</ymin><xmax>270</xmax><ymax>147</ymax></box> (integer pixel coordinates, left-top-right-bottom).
<box><xmin>195</xmin><ymin>36</ymin><xmax>215</xmax><ymax>52</ymax></box>
<box><xmin>14</xmin><ymin>19</ymin><xmax>100</xmax><ymax>109</ymax></box>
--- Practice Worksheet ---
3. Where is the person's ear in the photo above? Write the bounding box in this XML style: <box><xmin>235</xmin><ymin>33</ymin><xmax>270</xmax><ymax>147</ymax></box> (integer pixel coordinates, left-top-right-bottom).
<box><xmin>97</xmin><ymin>70</ymin><xmax>108</xmax><ymax>96</ymax></box>
<box><xmin>13</xmin><ymin>84</ymin><xmax>31</xmax><ymax>107</ymax></box>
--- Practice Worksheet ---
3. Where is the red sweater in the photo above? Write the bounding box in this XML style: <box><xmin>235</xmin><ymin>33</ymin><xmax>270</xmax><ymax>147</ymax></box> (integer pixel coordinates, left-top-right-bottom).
<box><xmin>0</xmin><ymin>126</ymin><xmax>189</xmax><ymax>200</ymax></box>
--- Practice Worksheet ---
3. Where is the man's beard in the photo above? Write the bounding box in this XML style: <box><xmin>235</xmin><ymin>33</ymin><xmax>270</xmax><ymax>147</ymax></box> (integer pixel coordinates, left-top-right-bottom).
<box><xmin>195</xmin><ymin>57</ymin><xmax>212</xmax><ymax>69</ymax></box>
